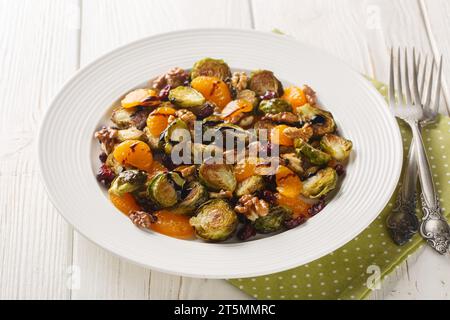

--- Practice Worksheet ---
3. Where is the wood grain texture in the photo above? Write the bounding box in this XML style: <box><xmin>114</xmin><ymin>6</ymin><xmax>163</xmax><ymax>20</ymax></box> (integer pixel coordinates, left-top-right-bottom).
<box><xmin>0</xmin><ymin>0</ymin><xmax>79</xmax><ymax>299</ymax></box>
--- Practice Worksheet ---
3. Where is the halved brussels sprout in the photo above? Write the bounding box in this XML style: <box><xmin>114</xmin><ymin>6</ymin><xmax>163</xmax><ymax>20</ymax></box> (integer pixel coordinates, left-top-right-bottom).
<box><xmin>236</xmin><ymin>89</ymin><xmax>259</xmax><ymax>107</ymax></box>
<box><xmin>117</xmin><ymin>127</ymin><xmax>145</xmax><ymax>142</ymax></box>
<box><xmin>235</xmin><ymin>175</ymin><xmax>266</xmax><ymax>197</ymax></box>
<box><xmin>109</xmin><ymin>170</ymin><xmax>147</xmax><ymax>196</ymax></box>
<box><xmin>198</xmin><ymin>163</ymin><xmax>237</xmax><ymax>192</ymax></box>
<box><xmin>159</xmin><ymin>119</ymin><xmax>191</xmax><ymax>154</ymax></box>
<box><xmin>320</xmin><ymin>134</ymin><xmax>353</xmax><ymax>161</ymax></box>
<box><xmin>295</xmin><ymin>139</ymin><xmax>331</xmax><ymax>166</ymax></box>
<box><xmin>253</xmin><ymin>206</ymin><xmax>292</xmax><ymax>234</ymax></box>
<box><xmin>147</xmin><ymin>172</ymin><xmax>185</xmax><ymax>208</ymax></box>
<box><xmin>280</xmin><ymin>153</ymin><xmax>304</xmax><ymax>176</ymax></box>
<box><xmin>301</xmin><ymin>167</ymin><xmax>337</xmax><ymax>199</ymax></box>
<box><xmin>171</xmin><ymin>181</ymin><xmax>209</xmax><ymax>215</ymax></box>
<box><xmin>248</xmin><ymin>70</ymin><xmax>284</xmax><ymax>97</ymax></box>
<box><xmin>259</xmin><ymin>98</ymin><xmax>292</xmax><ymax>115</ymax></box>
<box><xmin>191</xmin><ymin>58</ymin><xmax>231</xmax><ymax>81</ymax></box>
<box><xmin>296</xmin><ymin>104</ymin><xmax>336</xmax><ymax>136</ymax></box>
<box><xmin>111</xmin><ymin>108</ymin><xmax>133</xmax><ymax>129</ymax></box>
<box><xmin>168</xmin><ymin>86</ymin><xmax>205</xmax><ymax>108</ymax></box>
<box><xmin>189</xmin><ymin>199</ymin><xmax>238</xmax><ymax>241</ymax></box>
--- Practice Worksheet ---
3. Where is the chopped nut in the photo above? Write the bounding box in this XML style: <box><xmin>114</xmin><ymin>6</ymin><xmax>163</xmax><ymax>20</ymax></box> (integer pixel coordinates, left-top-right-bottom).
<box><xmin>235</xmin><ymin>195</ymin><xmax>269</xmax><ymax>221</ymax></box>
<box><xmin>175</xmin><ymin>109</ymin><xmax>196</xmax><ymax>129</ymax></box>
<box><xmin>262</xmin><ymin>112</ymin><xmax>299</xmax><ymax>124</ymax></box>
<box><xmin>282</xmin><ymin>123</ymin><xmax>313</xmax><ymax>141</ymax></box>
<box><xmin>150</xmin><ymin>67</ymin><xmax>189</xmax><ymax>90</ymax></box>
<box><xmin>303</xmin><ymin>85</ymin><xmax>317</xmax><ymax>105</ymax></box>
<box><xmin>209</xmin><ymin>190</ymin><xmax>233</xmax><ymax>199</ymax></box>
<box><xmin>94</xmin><ymin>127</ymin><xmax>118</xmax><ymax>154</ymax></box>
<box><xmin>129</xmin><ymin>211</ymin><xmax>157</xmax><ymax>229</ymax></box>
<box><xmin>231</xmin><ymin>72</ymin><xmax>248</xmax><ymax>92</ymax></box>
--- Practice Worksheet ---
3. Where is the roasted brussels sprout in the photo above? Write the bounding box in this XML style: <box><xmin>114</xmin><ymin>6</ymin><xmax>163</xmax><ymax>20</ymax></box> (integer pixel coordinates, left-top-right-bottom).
<box><xmin>117</xmin><ymin>127</ymin><xmax>145</xmax><ymax>142</ymax></box>
<box><xmin>199</xmin><ymin>163</ymin><xmax>237</xmax><ymax>192</ymax></box>
<box><xmin>248</xmin><ymin>70</ymin><xmax>284</xmax><ymax>97</ymax></box>
<box><xmin>147</xmin><ymin>172</ymin><xmax>185</xmax><ymax>208</ymax></box>
<box><xmin>236</xmin><ymin>89</ymin><xmax>259</xmax><ymax>107</ymax></box>
<box><xmin>109</xmin><ymin>170</ymin><xmax>147</xmax><ymax>196</ymax></box>
<box><xmin>301</xmin><ymin>167</ymin><xmax>337</xmax><ymax>199</ymax></box>
<box><xmin>295</xmin><ymin>139</ymin><xmax>331</xmax><ymax>166</ymax></box>
<box><xmin>190</xmin><ymin>199</ymin><xmax>238</xmax><ymax>241</ymax></box>
<box><xmin>280</xmin><ymin>153</ymin><xmax>304</xmax><ymax>176</ymax></box>
<box><xmin>172</xmin><ymin>181</ymin><xmax>209</xmax><ymax>215</ymax></box>
<box><xmin>191</xmin><ymin>58</ymin><xmax>231</xmax><ymax>81</ymax></box>
<box><xmin>296</xmin><ymin>104</ymin><xmax>336</xmax><ymax>136</ymax></box>
<box><xmin>111</xmin><ymin>108</ymin><xmax>133</xmax><ymax>129</ymax></box>
<box><xmin>253</xmin><ymin>206</ymin><xmax>292</xmax><ymax>234</ymax></box>
<box><xmin>320</xmin><ymin>134</ymin><xmax>353</xmax><ymax>161</ymax></box>
<box><xmin>159</xmin><ymin>119</ymin><xmax>191</xmax><ymax>154</ymax></box>
<box><xmin>258</xmin><ymin>98</ymin><xmax>292</xmax><ymax>115</ymax></box>
<box><xmin>235</xmin><ymin>175</ymin><xmax>266</xmax><ymax>197</ymax></box>
<box><xmin>105</xmin><ymin>153</ymin><xmax>125</xmax><ymax>175</ymax></box>
<box><xmin>168</xmin><ymin>86</ymin><xmax>205</xmax><ymax>108</ymax></box>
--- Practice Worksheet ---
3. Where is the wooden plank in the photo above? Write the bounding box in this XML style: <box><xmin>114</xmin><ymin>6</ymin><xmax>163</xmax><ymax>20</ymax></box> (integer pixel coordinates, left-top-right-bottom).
<box><xmin>0</xmin><ymin>0</ymin><xmax>79</xmax><ymax>299</ymax></box>
<box><xmin>251</xmin><ymin>0</ymin><xmax>450</xmax><ymax>300</ymax></box>
<box><xmin>73</xmin><ymin>0</ymin><xmax>252</xmax><ymax>300</ymax></box>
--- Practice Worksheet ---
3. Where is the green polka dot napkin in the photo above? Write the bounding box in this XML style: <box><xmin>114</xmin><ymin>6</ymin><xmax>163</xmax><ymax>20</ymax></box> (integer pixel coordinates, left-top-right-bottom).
<box><xmin>228</xmin><ymin>79</ymin><xmax>450</xmax><ymax>300</ymax></box>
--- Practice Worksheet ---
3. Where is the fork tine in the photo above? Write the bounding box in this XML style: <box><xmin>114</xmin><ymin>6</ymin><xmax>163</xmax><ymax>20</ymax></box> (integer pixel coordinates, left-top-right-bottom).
<box><xmin>420</xmin><ymin>55</ymin><xmax>428</xmax><ymax>98</ymax></box>
<box><xmin>433</xmin><ymin>55</ymin><xmax>443</xmax><ymax>113</ymax></box>
<box><xmin>404</xmin><ymin>48</ymin><xmax>413</xmax><ymax>105</ymax></box>
<box><xmin>397</xmin><ymin>48</ymin><xmax>404</xmax><ymax>105</ymax></box>
<box><xmin>389</xmin><ymin>48</ymin><xmax>396</xmax><ymax>106</ymax></box>
<box><xmin>412</xmin><ymin>48</ymin><xmax>421</xmax><ymax>106</ymax></box>
<box><xmin>425</xmin><ymin>58</ymin><xmax>436</xmax><ymax>108</ymax></box>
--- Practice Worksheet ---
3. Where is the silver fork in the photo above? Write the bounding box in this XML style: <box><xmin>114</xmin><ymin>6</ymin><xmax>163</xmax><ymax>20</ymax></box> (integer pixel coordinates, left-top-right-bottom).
<box><xmin>388</xmin><ymin>48</ymin><xmax>450</xmax><ymax>254</ymax></box>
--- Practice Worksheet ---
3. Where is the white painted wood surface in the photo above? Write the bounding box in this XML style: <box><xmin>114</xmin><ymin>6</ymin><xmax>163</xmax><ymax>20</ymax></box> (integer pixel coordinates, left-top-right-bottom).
<box><xmin>0</xmin><ymin>0</ymin><xmax>449</xmax><ymax>300</ymax></box>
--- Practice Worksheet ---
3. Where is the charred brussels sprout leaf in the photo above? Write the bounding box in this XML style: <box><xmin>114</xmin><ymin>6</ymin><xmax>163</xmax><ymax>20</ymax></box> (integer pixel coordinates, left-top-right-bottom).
<box><xmin>295</xmin><ymin>139</ymin><xmax>331</xmax><ymax>166</ymax></box>
<box><xmin>258</xmin><ymin>98</ymin><xmax>292</xmax><ymax>115</ymax></box>
<box><xmin>111</xmin><ymin>108</ymin><xmax>134</xmax><ymax>129</ymax></box>
<box><xmin>296</xmin><ymin>104</ymin><xmax>336</xmax><ymax>136</ymax></box>
<box><xmin>191</xmin><ymin>58</ymin><xmax>231</xmax><ymax>81</ymax></box>
<box><xmin>280</xmin><ymin>153</ymin><xmax>304</xmax><ymax>176</ymax></box>
<box><xmin>109</xmin><ymin>170</ymin><xmax>147</xmax><ymax>196</ymax></box>
<box><xmin>301</xmin><ymin>167</ymin><xmax>337</xmax><ymax>199</ymax></box>
<box><xmin>249</xmin><ymin>70</ymin><xmax>284</xmax><ymax>97</ymax></box>
<box><xmin>254</xmin><ymin>206</ymin><xmax>292</xmax><ymax>234</ymax></box>
<box><xmin>147</xmin><ymin>172</ymin><xmax>185</xmax><ymax>208</ymax></box>
<box><xmin>168</xmin><ymin>86</ymin><xmax>205</xmax><ymax>108</ymax></box>
<box><xmin>235</xmin><ymin>175</ymin><xmax>266</xmax><ymax>197</ymax></box>
<box><xmin>172</xmin><ymin>181</ymin><xmax>209</xmax><ymax>215</ymax></box>
<box><xmin>190</xmin><ymin>199</ymin><xmax>238</xmax><ymax>241</ymax></box>
<box><xmin>199</xmin><ymin>163</ymin><xmax>237</xmax><ymax>192</ymax></box>
<box><xmin>117</xmin><ymin>127</ymin><xmax>145</xmax><ymax>142</ymax></box>
<box><xmin>320</xmin><ymin>134</ymin><xmax>353</xmax><ymax>161</ymax></box>
<box><xmin>159</xmin><ymin>119</ymin><xmax>191</xmax><ymax>155</ymax></box>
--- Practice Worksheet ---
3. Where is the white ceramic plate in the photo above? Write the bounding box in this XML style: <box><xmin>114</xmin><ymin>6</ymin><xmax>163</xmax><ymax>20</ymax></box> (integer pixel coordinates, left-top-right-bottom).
<box><xmin>38</xmin><ymin>29</ymin><xmax>402</xmax><ymax>279</ymax></box>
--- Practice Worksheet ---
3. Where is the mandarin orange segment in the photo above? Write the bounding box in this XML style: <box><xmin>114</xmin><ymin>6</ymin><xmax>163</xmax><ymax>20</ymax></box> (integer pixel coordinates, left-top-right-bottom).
<box><xmin>221</xmin><ymin>99</ymin><xmax>254</xmax><ymax>120</ymax></box>
<box><xmin>282</xmin><ymin>86</ymin><xmax>307</xmax><ymax>108</ymax></box>
<box><xmin>270</xmin><ymin>124</ymin><xmax>294</xmax><ymax>146</ymax></box>
<box><xmin>146</xmin><ymin>160</ymin><xmax>168</xmax><ymax>179</ymax></box>
<box><xmin>150</xmin><ymin>210</ymin><xmax>195</xmax><ymax>240</ymax></box>
<box><xmin>234</xmin><ymin>159</ymin><xmax>257</xmax><ymax>182</ymax></box>
<box><xmin>113</xmin><ymin>140</ymin><xmax>153</xmax><ymax>171</ymax></box>
<box><xmin>275</xmin><ymin>165</ymin><xmax>303</xmax><ymax>198</ymax></box>
<box><xmin>121</xmin><ymin>88</ymin><xmax>159</xmax><ymax>109</ymax></box>
<box><xmin>146</xmin><ymin>106</ymin><xmax>176</xmax><ymax>136</ymax></box>
<box><xmin>275</xmin><ymin>193</ymin><xmax>311</xmax><ymax>218</ymax></box>
<box><xmin>191</xmin><ymin>76</ymin><xmax>232</xmax><ymax>109</ymax></box>
<box><xmin>109</xmin><ymin>192</ymin><xmax>141</xmax><ymax>215</ymax></box>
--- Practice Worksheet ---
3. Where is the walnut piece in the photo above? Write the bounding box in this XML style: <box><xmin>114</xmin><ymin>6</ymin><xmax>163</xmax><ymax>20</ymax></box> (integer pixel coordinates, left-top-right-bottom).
<box><xmin>94</xmin><ymin>127</ymin><xmax>118</xmax><ymax>154</ymax></box>
<box><xmin>303</xmin><ymin>85</ymin><xmax>317</xmax><ymax>105</ymax></box>
<box><xmin>282</xmin><ymin>123</ymin><xmax>314</xmax><ymax>142</ymax></box>
<box><xmin>235</xmin><ymin>195</ymin><xmax>269</xmax><ymax>221</ymax></box>
<box><xmin>129</xmin><ymin>211</ymin><xmax>157</xmax><ymax>229</ymax></box>
<box><xmin>151</xmin><ymin>67</ymin><xmax>189</xmax><ymax>90</ymax></box>
<box><xmin>175</xmin><ymin>109</ymin><xmax>196</xmax><ymax>129</ymax></box>
<box><xmin>231</xmin><ymin>72</ymin><xmax>248</xmax><ymax>92</ymax></box>
<box><xmin>262</xmin><ymin>112</ymin><xmax>299</xmax><ymax>124</ymax></box>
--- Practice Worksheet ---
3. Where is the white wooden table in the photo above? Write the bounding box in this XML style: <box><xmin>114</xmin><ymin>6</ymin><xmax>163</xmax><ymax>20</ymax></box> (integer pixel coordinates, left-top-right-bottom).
<box><xmin>1</xmin><ymin>0</ymin><xmax>449</xmax><ymax>300</ymax></box>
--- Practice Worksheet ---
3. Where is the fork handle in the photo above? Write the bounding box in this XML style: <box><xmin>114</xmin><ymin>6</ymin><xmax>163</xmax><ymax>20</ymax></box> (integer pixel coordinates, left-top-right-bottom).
<box><xmin>401</xmin><ymin>141</ymin><xmax>418</xmax><ymax>202</ymax></box>
<box><xmin>408</xmin><ymin>120</ymin><xmax>437</xmax><ymax>209</ymax></box>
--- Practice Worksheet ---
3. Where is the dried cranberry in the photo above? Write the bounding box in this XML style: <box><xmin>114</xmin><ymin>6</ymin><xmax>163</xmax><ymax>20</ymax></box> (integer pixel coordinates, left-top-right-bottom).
<box><xmin>260</xmin><ymin>91</ymin><xmax>277</xmax><ymax>100</ymax></box>
<box><xmin>99</xmin><ymin>152</ymin><xmax>108</xmax><ymax>163</ymax></box>
<box><xmin>284</xmin><ymin>216</ymin><xmax>307</xmax><ymax>229</ymax></box>
<box><xmin>335</xmin><ymin>164</ymin><xmax>345</xmax><ymax>176</ymax></box>
<box><xmin>308</xmin><ymin>200</ymin><xmax>326</xmax><ymax>217</ymax></box>
<box><xmin>237</xmin><ymin>223</ymin><xmax>257</xmax><ymax>241</ymax></box>
<box><xmin>158</xmin><ymin>85</ymin><xmax>171</xmax><ymax>101</ymax></box>
<box><xmin>96</xmin><ymin>164</ymin><xmax>115</xmax><ymax>188</ymax></box>
<box><xmin>197</xmin><ymin>102</ymin><xmax>215</xmax><ymax>119</ymax></box>
<box><xmin>259</xmin><ymin>190</ymin><xmax>277</xmax><ymax>206</ymax></box>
